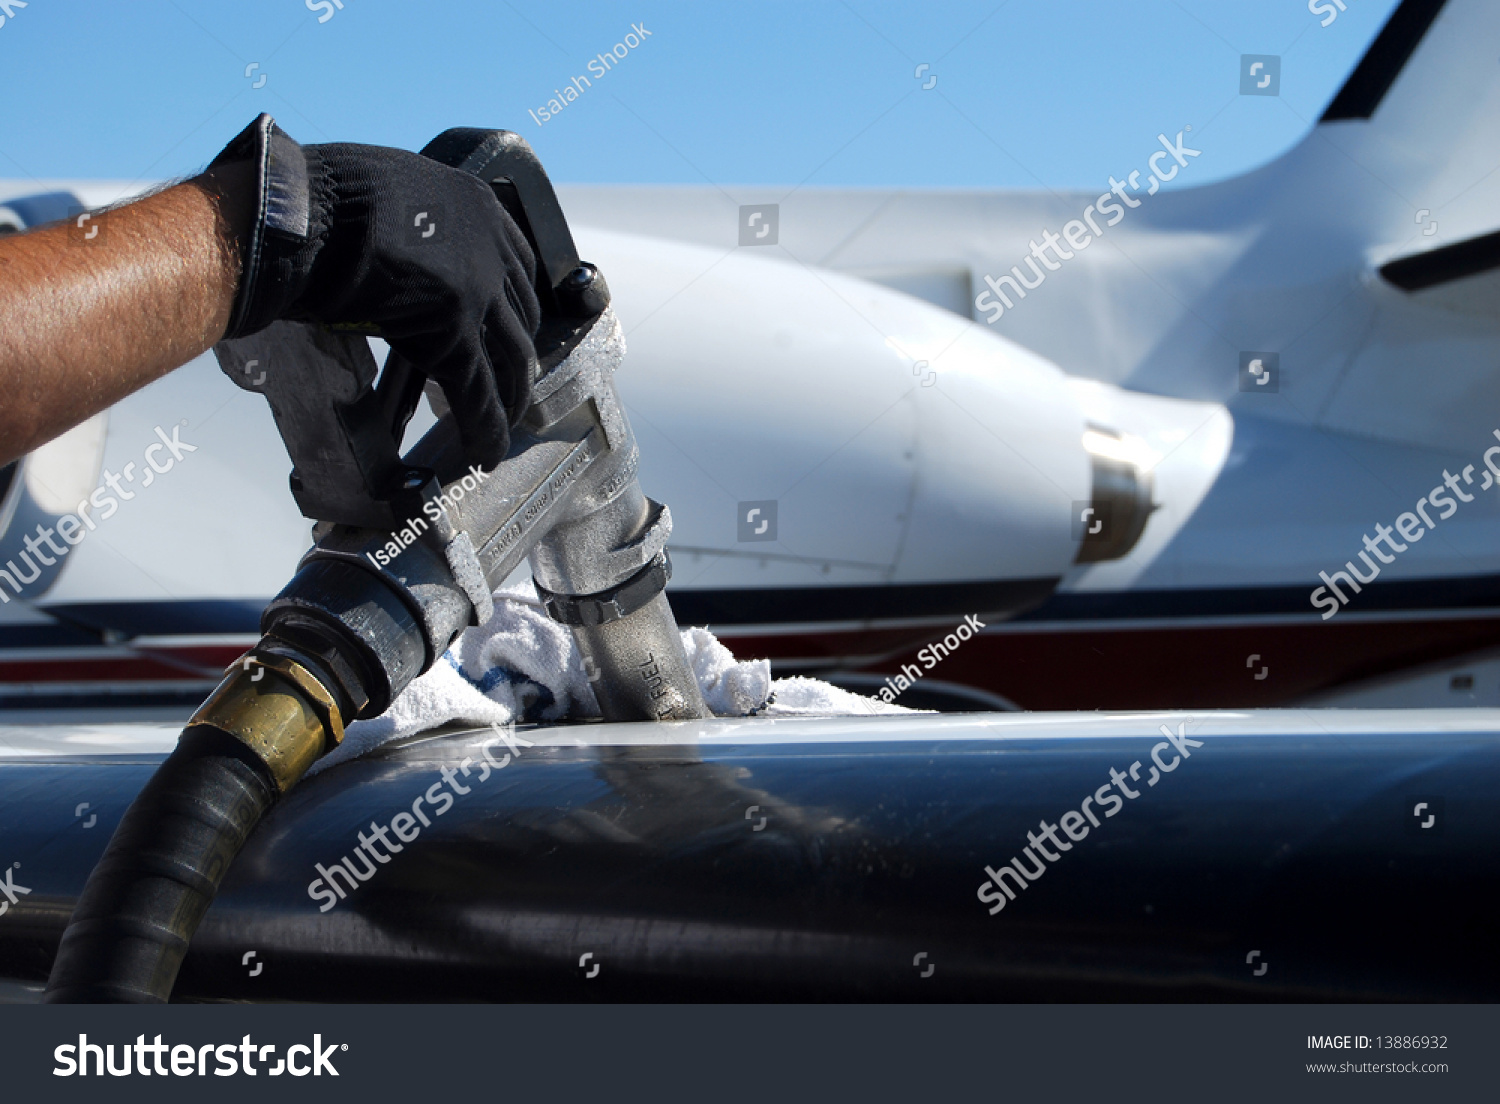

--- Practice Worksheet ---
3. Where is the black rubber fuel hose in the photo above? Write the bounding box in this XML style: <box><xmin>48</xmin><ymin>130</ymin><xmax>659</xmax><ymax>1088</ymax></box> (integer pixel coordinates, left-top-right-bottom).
<box><xmin>43</xmin><ymin>726</ymin><xmax>278</xmax><ymax>1003</ymax></box>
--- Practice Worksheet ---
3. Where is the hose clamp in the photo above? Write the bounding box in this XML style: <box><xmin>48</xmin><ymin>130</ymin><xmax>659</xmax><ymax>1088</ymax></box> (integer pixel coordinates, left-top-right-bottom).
<box><xmin>534</xmin><ymin>551</ymin><xmax>672</xmax><ymax>627</ymax></box>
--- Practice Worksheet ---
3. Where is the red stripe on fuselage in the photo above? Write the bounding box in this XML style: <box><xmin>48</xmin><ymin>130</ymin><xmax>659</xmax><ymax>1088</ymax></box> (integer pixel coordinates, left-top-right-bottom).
<box><xmin>1</xmin><ymin>619</ymin><xmax>1495</xmax><ymax>710</ymax></box>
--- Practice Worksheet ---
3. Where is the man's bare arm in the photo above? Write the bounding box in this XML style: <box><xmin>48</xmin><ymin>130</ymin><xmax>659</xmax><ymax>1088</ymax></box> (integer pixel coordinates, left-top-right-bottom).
<box><xmin>0</xmin><ymin>164</ymin><xmax>251</xmax><ymax>467</ymax></box>
<box><xmin>0</xmin><ymin>112</ymin><xmax>541</xmax><ymax>475</ymax></box>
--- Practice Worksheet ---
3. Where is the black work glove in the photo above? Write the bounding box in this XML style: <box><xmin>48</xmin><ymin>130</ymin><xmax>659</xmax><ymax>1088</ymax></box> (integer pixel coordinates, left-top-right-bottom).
<box><xmin>211</xmin><ymin>114</ymin><xmax>540</xmax><ymax>470</ymax></box>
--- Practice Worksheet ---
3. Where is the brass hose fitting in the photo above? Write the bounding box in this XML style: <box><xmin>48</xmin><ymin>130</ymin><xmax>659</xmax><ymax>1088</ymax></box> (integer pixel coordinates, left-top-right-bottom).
<box><xmin>187</xmin><ymin>652</ymin><xmax>346</xmax><ymax>793</ymax></box>
<box><xmin>46</xmin><ymin>647</ymin><xmax>348</xmax><ymax>1002</ymax></box>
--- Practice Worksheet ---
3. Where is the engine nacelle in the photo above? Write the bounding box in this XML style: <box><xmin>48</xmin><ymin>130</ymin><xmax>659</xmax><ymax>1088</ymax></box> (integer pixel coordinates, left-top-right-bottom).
<box><xmin>578</xmin><ymin>228</ymin><xmax>1153</xmax><ymax>619</ymax></box>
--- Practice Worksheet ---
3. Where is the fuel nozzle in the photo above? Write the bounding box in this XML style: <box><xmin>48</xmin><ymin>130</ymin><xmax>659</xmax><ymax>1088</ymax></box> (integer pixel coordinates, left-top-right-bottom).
<box><xmin>47</xmin><ymin>126</ymin><xmax>705</xmax><ymax>1005</ymax></box>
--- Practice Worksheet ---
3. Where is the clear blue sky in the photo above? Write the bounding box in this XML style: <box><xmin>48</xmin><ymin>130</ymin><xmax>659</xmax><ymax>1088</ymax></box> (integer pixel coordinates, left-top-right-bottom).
<box><xmin>0</xmin><ymin>0</ymin><xmax>1399</xmax><ymax>189</ymax></box>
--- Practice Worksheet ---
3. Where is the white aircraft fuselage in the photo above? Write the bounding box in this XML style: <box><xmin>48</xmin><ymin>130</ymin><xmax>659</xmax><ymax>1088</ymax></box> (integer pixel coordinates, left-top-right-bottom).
<box><xmin>0</xmin><ymin>0</ymin><xmax>1493</xmax><ymax>712</ymax></box>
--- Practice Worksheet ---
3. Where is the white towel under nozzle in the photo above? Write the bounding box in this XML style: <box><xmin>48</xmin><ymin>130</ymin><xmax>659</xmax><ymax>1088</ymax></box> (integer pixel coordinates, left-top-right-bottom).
<box><xmin>315</xmin><ymin>580</ymin><xmax>911</xmax><ymax>771</ymax></box>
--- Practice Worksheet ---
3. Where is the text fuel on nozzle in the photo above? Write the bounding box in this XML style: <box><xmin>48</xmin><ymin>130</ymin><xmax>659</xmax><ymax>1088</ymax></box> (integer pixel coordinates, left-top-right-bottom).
<box><xmin>46</xmin><ymin>128</ymin><xmax>704</xmax><ymax>1004</ymax></box>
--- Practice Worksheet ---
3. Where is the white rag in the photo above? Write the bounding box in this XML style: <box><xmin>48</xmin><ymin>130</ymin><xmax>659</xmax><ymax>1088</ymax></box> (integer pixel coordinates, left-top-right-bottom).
<box><xmin>317</xmin><ymin>581</ymin><xmax>908</xmax><ymax>771</ymax></box>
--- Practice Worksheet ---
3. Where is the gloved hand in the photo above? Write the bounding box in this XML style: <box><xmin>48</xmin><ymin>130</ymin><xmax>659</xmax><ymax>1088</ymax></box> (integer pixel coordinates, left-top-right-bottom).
<box><xmin>209</xmin><ymin>114</ymin><xmax>540</xmax><ymax>470</ymax></box>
